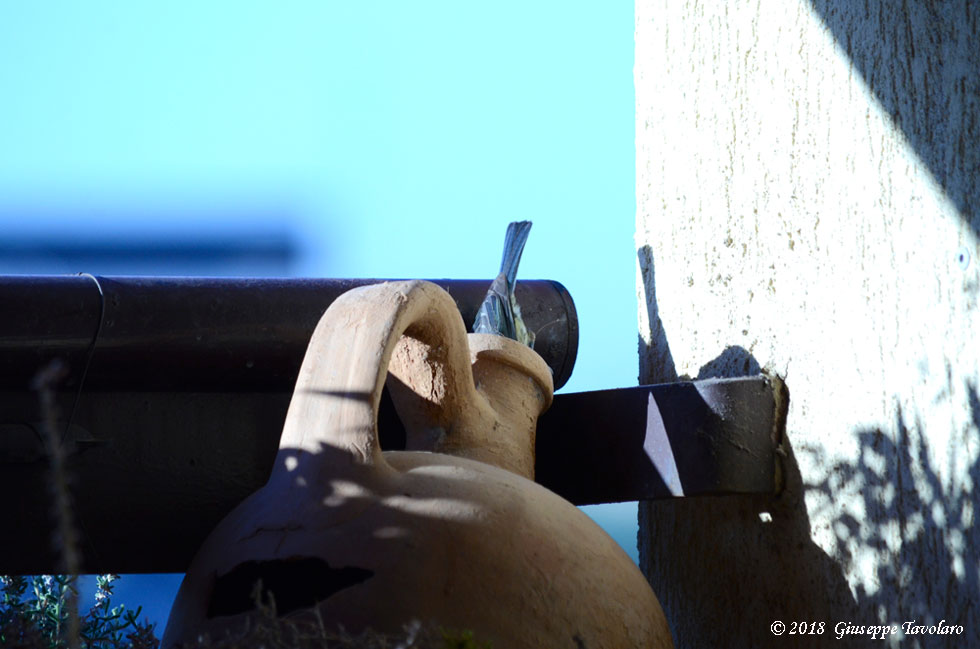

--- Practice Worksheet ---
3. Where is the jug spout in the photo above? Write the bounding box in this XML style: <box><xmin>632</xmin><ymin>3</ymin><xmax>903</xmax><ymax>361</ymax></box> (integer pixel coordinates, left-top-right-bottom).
<box><xmin>461</xmin><ymin>333</ymin><xmax>553</xmax><ymax>479</ymax></box>
<box><xmin>386</xmin><ymin>331</ymin><xmax>553</xmax><ymax>481</ymax></box>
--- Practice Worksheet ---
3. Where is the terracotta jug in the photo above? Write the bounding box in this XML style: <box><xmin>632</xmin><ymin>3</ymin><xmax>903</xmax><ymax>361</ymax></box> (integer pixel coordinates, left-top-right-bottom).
<box><xmin>162</xmin><ymin>280</ymin><xmax>673</xmax><ymax>648</ymax></box>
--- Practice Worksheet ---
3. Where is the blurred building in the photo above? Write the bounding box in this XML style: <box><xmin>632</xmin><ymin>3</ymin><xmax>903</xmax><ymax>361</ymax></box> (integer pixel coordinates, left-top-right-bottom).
<box><xmin>0</xmin><ymin>221</ymin><xmax>299</xmax><ymax>277</ymax></box>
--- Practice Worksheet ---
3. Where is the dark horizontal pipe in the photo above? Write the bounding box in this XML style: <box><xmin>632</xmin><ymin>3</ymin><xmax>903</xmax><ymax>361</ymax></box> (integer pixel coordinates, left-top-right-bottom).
<box><xmin>0</xmin><ymin>274</ymin><xmax>574</xmax><ymax>574</ymax></box>
<box><xmin>0</xmin><ymin>275</ymin><xmax>578</xmax><ymax>392</ymax></box>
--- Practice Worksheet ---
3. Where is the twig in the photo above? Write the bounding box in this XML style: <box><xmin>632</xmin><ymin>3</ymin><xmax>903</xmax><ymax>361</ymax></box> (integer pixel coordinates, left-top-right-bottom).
<box><xmin>32</xmin><ymin>359</ymin><xmax>81</xmax><ymax>649</ymax></box>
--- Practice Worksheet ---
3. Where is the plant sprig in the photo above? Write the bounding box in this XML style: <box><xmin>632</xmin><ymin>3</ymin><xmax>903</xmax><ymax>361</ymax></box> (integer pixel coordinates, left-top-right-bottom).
<box><xmin>0</xmin><ymin>574</ymin><xmax>158</xmax><ymax>649</ymax></box>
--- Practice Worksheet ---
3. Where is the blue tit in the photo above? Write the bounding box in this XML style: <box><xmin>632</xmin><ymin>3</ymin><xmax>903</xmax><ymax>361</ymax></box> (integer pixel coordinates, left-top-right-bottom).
<box><xmin>473</xmin><ymin>221</ymin><xmax>535</xmax><ymax>348</ymax></box>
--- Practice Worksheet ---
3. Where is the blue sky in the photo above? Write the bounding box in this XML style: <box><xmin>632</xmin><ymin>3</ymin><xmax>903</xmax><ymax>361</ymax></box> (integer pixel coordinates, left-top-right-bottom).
<box><xmin>0</xmin><ymin>1</ymin><xmax>638</xmax><ymax>633</ymax></box>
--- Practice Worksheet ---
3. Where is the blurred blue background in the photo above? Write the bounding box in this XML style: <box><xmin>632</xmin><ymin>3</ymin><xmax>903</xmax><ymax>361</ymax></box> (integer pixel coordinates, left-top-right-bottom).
<box><xmin>0</xmin><ymin>1</ymin><xmax>637</xmax><ymax>634</ymax></box>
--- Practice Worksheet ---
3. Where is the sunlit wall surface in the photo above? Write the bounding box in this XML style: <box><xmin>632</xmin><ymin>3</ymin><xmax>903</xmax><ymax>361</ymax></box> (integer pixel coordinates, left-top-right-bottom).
<box><xmin>636</xmin><ymin>1</ymin><xmax>979</xmax><ymax>647</ymax></box>
<box><xmin>1</xmin><ymin>1</ymin><xmax>637</xmax><ymax>634</ymax></box>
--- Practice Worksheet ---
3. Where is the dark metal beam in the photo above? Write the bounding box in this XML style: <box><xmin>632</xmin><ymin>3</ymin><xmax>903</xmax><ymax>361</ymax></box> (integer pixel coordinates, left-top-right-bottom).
<box><xmin>0</xmin><ymin>376</ymin><xmax>784</xmax><ymax>575</ymax></box>
<box><xmin>535</xmin><ymin>376</ymin><xmax>787</xmax><ymax>505</ymax></box>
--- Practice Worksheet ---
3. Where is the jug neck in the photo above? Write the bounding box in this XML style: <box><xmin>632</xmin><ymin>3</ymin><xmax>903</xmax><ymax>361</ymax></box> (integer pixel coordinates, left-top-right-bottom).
<box><xmin>461</xmin><ymin>334</ymin><xmax>554</xmax><ymax>479</ymax></box>
<box><xmin>387</xmin><ymin>333</ymin><xmax>553</xmax><ymax>481</ymax></box>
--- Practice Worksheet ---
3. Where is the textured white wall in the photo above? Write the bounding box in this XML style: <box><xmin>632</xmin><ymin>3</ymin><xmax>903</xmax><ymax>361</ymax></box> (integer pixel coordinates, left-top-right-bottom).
<box><xmin>635</xmin><ymin>1</ymin><xmax>979</xmax><ymax>647</ymax></box>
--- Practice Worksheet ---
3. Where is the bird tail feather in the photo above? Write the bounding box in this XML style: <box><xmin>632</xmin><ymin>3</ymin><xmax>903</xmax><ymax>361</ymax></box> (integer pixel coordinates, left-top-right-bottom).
<box><xmin>499</xmin><ymin>221</ymin><xmax>532</xmax><ymax>288</ymax></box>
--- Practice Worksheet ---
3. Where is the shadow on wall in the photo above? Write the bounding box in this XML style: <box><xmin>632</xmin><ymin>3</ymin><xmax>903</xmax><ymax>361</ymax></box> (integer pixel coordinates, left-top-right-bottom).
<box><xmin>637</xmin><ymin>244</ymin><xmax>978</xmax><ymax>646</ymax></box>
<box><xmin>809</xmin><ymin>0</ymin><xmax>980</xmax><ymax>235</ymax></box>
<box><xmin>802</xmin><ymin>388</ymin><xmax>980</xmax><ymax>635</ymax></box>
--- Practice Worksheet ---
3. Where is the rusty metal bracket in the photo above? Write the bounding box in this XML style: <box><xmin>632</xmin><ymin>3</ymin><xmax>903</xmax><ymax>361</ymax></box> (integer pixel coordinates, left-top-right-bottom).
<box><xmin>536</xmin><ymin>374</ymin><xmax>787</xmax><ymax>505</ymax></box>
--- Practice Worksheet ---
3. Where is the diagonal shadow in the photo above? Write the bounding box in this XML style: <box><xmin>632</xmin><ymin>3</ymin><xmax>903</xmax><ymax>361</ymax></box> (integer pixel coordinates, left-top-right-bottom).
<box><xmin>808</xmin><ymin>0</ymin><xmax>980</xmax><ymax>235</ymax></box>
<box><xmin>637</xmin><ymin>245</ymin><xmax>680</xmax><ymax>384</ymax></box>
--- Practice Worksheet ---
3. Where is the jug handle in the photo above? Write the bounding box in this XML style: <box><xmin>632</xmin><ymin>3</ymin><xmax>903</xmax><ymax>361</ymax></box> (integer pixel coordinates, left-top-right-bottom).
<box><xmin>279</xmin><ymin>280</ymin><xmax>478</xmax><ymax>467</ymax></box>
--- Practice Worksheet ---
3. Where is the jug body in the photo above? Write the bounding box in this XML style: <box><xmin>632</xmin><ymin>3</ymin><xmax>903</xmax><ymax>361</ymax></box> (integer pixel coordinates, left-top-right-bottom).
<box><xmin>162</xmin><ymin>281</ymin><xmax>673</xmax><ymax>648</ymax></box>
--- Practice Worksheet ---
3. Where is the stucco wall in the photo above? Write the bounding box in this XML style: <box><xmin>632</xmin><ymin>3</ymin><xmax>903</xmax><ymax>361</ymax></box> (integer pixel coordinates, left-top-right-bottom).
<box><xmin>635</xmin><ymin>1</ymin><xmax>979</xmax><ymax>647</ymax></box>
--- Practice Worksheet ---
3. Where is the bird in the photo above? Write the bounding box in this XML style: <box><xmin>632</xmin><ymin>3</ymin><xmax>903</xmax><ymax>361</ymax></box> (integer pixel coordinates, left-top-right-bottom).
<box><xmin>473</xmin><ymin>221</ymin><xmax>535</xmax><ymax>348</ymax></box>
